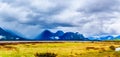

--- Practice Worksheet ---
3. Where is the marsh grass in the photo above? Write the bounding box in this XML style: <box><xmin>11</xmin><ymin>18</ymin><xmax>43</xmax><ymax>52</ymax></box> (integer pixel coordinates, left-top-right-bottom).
<box><xmin>0</xmin><ymin>42</ymin><xmax>119</xmax><ymax>57</ymax></box>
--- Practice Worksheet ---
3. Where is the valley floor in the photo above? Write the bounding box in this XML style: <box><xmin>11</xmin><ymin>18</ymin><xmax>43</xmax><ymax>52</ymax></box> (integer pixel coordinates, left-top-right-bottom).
<box><xmin>0</xmin><ymin>41</ymin><xmax>120</xmax><ymax>57</ymax></box>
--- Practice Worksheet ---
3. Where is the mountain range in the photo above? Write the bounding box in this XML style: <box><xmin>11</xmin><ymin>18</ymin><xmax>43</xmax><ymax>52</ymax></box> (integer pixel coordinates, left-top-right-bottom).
<box><xmin>0</xmin><ymin>27</ymin><xmax>26</xmax><ymax>41</ymax></box>
<box><xmin>0</xmin><ymin>27</ymin><xmax>120</xmax><ymax>41</ymax></box>
<box><xmin>35</xmin><ymin>30</ymin><xmax>87</xmax><ymax>41</ymax></box>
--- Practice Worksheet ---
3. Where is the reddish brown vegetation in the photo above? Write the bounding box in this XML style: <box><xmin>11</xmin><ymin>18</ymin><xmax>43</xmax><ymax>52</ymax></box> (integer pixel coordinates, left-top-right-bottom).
<box><xmin>86</xmin><ymin>47</ymin><xmax>105</xmax><ymax>51</ymax></box>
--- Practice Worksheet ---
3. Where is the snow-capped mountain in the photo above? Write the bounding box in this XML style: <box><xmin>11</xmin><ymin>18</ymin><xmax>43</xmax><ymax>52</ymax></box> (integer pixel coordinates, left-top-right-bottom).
<box><xmin>59</xmin><ymin>32</ymin><xmax>85</xmax><ymax>40</ymax></box>
<box><xmin>87</xmin><ymin>35</ymin><xmax>116</xmax><ymax>41</ymax></box>
<box><xmin>0</xmin><ymin>27</ymin><xmax>120</xmax><ymax>41</ymax></box>
<box><xmin>0</xmin><ymin>27</ymin><xmax>26</xmax><ymax>40</ymax></box>
<box><xmin>35</xmin><ymin>30</ymin><xmax>86</xmax><ymax>41</ymax></box>
<box><xmin>35</xmin><ymin>30</ymin><xmax>54</xmax><ymax>40</ymax></box>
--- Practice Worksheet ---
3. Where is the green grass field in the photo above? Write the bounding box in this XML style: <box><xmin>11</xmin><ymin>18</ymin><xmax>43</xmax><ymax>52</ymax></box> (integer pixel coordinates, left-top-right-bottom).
<box><xmin>0</xmin><ymin>41</ymin><xmax>120</xmax><ymax>57</ymax></box>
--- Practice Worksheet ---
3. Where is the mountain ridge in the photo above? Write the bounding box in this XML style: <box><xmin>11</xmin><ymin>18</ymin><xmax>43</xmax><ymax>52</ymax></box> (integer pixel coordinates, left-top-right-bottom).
<box><xmin>0</xmin><ymin>28</ymin><xmax>120</xmax><ymax>41</ymax></box>
<box><xmin>0</xmin><ymin>27</ymin><xmax>26</xmax><ymax>41</ymax></box>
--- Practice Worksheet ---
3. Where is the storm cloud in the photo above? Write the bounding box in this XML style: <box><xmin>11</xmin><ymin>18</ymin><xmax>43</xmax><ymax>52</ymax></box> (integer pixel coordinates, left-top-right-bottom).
<box><xmin>0</xmin><ymin>0</ymin><xmax>120</xmax><ymax>38</ymax></box>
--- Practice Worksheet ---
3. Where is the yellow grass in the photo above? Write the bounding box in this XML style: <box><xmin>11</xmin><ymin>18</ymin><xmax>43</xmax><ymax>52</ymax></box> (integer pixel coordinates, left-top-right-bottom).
<box><xmin>0</xmin><ymin>42</ymin><xmax>120</xmax><ymax>57</ymax></box>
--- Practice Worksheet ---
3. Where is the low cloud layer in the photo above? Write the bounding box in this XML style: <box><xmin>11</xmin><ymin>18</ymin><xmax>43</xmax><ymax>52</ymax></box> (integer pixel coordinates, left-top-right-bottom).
<box><xmin>0</xmin><ymin>0</ymin><xmax>120</xmax><ymax>38</ymax></box>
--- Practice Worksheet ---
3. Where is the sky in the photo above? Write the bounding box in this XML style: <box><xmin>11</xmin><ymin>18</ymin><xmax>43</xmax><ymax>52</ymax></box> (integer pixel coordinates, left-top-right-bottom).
<box><xmin>0</xmin><ymin>0</ymin><xmax>120</xmax><ymax>38</ymax></box>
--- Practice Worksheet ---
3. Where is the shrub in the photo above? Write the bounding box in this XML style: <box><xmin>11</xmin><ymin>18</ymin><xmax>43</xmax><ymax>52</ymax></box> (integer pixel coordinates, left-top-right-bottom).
<box><xmin>35</xmin><ymin>52</ymin><xmax>57</xmax><ymax>57</ymax></box>
<box><xmin>109</xmin><ymin>45</ymin><xmax>115</xmax><ymax>50</ymax></box>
